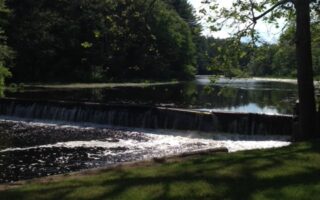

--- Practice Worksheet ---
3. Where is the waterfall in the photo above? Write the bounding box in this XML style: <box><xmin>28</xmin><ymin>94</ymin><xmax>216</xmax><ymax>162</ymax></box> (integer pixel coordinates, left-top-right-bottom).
<box><xmin>0</xmin><ymin>98</ymin><xmax>293</xmax><ymax>135</ymax></box>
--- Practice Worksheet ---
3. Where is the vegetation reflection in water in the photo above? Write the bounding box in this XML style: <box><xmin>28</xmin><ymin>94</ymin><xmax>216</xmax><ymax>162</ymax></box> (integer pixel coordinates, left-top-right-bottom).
<box><xmin>5</xmin><ymin>78</ymin><xmax>300</xmax><ymax>115</ymax></box>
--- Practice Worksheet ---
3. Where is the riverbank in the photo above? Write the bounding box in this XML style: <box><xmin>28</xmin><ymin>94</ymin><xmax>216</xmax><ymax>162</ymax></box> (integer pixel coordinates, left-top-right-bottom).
<box><xmin>18</xmin><ymin>81</ymin><xmax>180</xmax><ymax>89</ymax></box>
<box><xmin>252</xmin><ymin>77</ymin><xmax>319</xmax><ymax>85</ymax></box>
<box><xmin>196</xmin><ymin>75</ymin><xmax>320</xmax><ymax>86</ymax></box>
<box><xmin>0</xmin><ymin>141</ymin><xmax>319</xmax><ymax>200</ymax></box>
<box><xmin>7</xmin><ymin>76</ymin><xmax>320</xmax><ymax>90</ymax></box>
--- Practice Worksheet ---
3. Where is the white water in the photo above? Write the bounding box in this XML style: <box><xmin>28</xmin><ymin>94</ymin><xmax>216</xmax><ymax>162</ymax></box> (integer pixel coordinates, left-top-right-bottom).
<box><xmin>0</xmin><ymin>119</ymin><xmax>291</xmax><ymax>155</ymax></box>
<box><xmin>1</xmin><ymin>134</ymin><xmax>290</xmax><ymax>154</ymax></box>
<box><xmin>195</xmin><ymin>104</ymin><xmax>281</xmax><ymax>115</ymax></box>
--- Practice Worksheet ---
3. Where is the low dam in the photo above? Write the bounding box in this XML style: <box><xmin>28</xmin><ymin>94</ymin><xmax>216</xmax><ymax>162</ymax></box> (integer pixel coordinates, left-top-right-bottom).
<box><xmin>0</xmin><ymin>98</ymin><xmax>294</xmax><ymax>135</ymax></box>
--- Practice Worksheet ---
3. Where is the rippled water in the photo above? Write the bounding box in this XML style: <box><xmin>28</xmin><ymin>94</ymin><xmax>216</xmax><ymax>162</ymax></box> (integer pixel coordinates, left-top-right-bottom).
<box><xmin>0</xmin><ymin>119</ymin><xmax>290</xmax><ymax>183</ymax></box>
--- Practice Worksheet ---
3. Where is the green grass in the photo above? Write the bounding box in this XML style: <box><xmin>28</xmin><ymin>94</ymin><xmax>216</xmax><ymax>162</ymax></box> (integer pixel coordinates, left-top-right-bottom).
<box><xmin>1</xmin><ymin>141</ymin><xmax>320</xmax><ymax>200</ymax></box>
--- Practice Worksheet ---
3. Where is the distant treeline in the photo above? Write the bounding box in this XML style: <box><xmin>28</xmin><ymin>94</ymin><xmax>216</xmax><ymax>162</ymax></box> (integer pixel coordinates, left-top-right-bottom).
<box><xmin>198</xmin><ymin>24</ymin><xmax>320</xmax><ymax>78</ymax></box>
<box><xmin>197</xmin><ymin>23</ymin><xmax>320</xmax><ymax>79</ymax></box>
<box><xmin>0</xmin><ymin>0</ymin><xmax>319</xmax><ymax>83</ymax></box>
<box><xmin>247</xmin><ymin>23</ymin><xmax>320</xmax><ymax>78</ymax></box>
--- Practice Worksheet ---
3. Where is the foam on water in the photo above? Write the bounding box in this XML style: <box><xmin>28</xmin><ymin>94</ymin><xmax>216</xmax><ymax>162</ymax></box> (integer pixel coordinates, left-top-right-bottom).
<box><xmin>0</xmin><ymin>118</ymin><xmax>291</xmax><ymax>183</ymax></box>
<box><xmin>0</xmin><ymin>119</ymin><xmax>291</xmax><ymax>154</ymax></box>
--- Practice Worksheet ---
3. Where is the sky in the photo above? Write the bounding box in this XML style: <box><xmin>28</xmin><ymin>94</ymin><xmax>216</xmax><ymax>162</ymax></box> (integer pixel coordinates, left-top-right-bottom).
<box><xmin>187</xmin><ymin>0</ymin><xmax>284</xmax><ymax>43</ymax></box>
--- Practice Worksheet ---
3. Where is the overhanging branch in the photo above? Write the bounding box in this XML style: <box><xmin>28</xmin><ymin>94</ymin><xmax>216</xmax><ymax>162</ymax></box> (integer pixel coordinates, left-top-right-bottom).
<box><xmin>253</xmin><ymin>0</ymin><xmax>292</xmax><ymax>22</ymax></box>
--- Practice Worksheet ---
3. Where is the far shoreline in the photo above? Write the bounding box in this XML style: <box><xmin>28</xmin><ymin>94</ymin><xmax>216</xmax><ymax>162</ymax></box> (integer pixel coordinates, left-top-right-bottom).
<box><xmin>196</xmin><ymin>75</ymin><xmax>320</xmax><ymax>85</ymax></box>
<box><xmin>5</xmin><ymin>76</ymin><xmax>320</xmax><ymax>90</ymax></box>
<box><xmin>8</xmin><ymin>81</ymin><xmax>181</xmax><ymax>89</ymax></box>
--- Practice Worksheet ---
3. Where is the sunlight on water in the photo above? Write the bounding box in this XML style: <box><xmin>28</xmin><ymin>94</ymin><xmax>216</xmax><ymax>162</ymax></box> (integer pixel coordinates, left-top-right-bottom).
<box><xmin>0</xmin><ymin>119</ymin><xmax>291</xmax><ymax>183</ymax></box>
<box><xmin>0</xmin><ymin>119</ymin><xmax>291</xmax><ymax>159</ymax></box>
<box><xmin>0</xmin><ymin>133</ymin><xmax>291</xmax><ymax>154</ymax></box>
<box><xmin>196</xmin><ymin>103</ymin><xmax>282</xmax><ymax>115</ymax></box>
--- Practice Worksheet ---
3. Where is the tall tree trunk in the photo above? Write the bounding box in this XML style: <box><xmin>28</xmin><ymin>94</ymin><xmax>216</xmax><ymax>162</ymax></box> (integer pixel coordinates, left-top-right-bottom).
<box><xmin>295</xmin><ymin>0</ymin><xmax>317</xmax><ymax>139</ymax></box>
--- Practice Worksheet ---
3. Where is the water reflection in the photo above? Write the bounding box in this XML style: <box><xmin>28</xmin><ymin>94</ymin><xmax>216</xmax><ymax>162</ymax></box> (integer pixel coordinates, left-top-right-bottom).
<box><xmin>0</xmin><ymin>86</ymin><xmax>4</xmax><ymax>98</ymax></box>
<box><xmin>5</xmin><ymin>77</ymin><xmax>299</xmax><ymax>114</ymax></box>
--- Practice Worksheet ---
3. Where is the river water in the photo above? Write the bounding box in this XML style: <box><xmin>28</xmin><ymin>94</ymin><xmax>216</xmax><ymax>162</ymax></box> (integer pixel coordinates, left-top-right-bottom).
<box><xmin>0</xmin><ymin>76</ymin><xmax>302</xmax><ymax>183</ymax></box>
<box><xmin>5</xmin><ymin>76</ymin><xmax>305</xmax><ymax>115</ymax></box>
<box><xmin>0</xmin><ymin>119</ymin><xmax>290</xmax><ymax>183</ymax></box>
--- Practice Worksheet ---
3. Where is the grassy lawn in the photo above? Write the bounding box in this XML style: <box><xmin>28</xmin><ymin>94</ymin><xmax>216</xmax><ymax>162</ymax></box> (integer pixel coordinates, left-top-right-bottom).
<box><xmin>1</xmin><ymin>141</ymin><xmax>320</xmax><ymax>200</ymax></box>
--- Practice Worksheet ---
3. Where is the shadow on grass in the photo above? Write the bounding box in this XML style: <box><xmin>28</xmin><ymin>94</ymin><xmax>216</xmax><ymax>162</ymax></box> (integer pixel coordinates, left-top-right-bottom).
<box><xmin>1</xmin><ymin>141</ymin><xmax>320</xmax><ymax>200</ymax></box>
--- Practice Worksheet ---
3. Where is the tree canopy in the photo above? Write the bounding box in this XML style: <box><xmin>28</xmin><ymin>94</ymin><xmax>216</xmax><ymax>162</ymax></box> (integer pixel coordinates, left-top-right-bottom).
<box><xmin>0</xmin><ymin>0</ymin><xmax>12</xmax><ymax>95</ymax></box>
<box><xmin>5</xmin><ymin>0</ymin><xmax>198</xmax><ymax>82</ymax></box>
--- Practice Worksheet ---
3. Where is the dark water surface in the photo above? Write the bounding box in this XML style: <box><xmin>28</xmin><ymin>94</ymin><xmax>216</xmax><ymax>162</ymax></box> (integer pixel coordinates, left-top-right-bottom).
<box><xmin>0</xmin><ymin>121</ymin><xmax>144</xmax><ymax>183</ymax></box>
<box><xmin>6</xmin><ymin>76</ymin><xmax>300</xmax><ymax>115</ymax></box>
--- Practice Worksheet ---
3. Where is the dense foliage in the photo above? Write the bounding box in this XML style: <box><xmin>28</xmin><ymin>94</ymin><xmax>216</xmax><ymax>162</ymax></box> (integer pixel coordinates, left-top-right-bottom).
<box><xmin>5</xmin><ymin>0</ymin><xmax>197</xmax><ymax>82</ymax></box>
<box><xmin>1</xmin><ymin>0</ymin><xmax>319</xmax><ymax>83</ymax></box>
<box><xmin>0</xmin><ymin>0</ymin><xmax>11</xmax><ymax>91</ymax></box>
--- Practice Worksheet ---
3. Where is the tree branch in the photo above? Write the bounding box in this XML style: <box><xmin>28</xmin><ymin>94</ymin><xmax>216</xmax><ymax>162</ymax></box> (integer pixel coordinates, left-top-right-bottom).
<box><xmin>249</xmin><ymin>0</ymin><xmax>257</xmax><ymax>44</ymax></box>
<box><xmin>249</xmin><ymin>0</ymin><xmax>256</xmax><ymax>21</ymax></box>
<box><xmin>253</xmin><ymin>0</ymin><xmax>292</xmax><ymax>22</ymax></box>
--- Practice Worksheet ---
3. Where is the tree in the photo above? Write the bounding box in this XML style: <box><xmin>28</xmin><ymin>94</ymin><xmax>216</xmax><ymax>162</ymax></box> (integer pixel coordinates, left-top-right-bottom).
<box><xmin>247</xmin><ymin>44</ymin><xmax>278</xmax><ymax>77</ymax></box>
<box><xmin>6</xmin><ymin>0</ymin><xmax>196</xmax><ymax>82</ymax></box>
<box><xmin>0</xmin><ymin>0</ymin><xmax>12</xmax><ymax>95</ymax></box>
<box><xmin>205</xmin><ymin>0</ymin><xmax>320</xmax><ymax>139</ymax></box>
<box><xmin>163</xmin><ymin>0</ymin><xmax>206</xmax><ymax>74</ymax></box>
